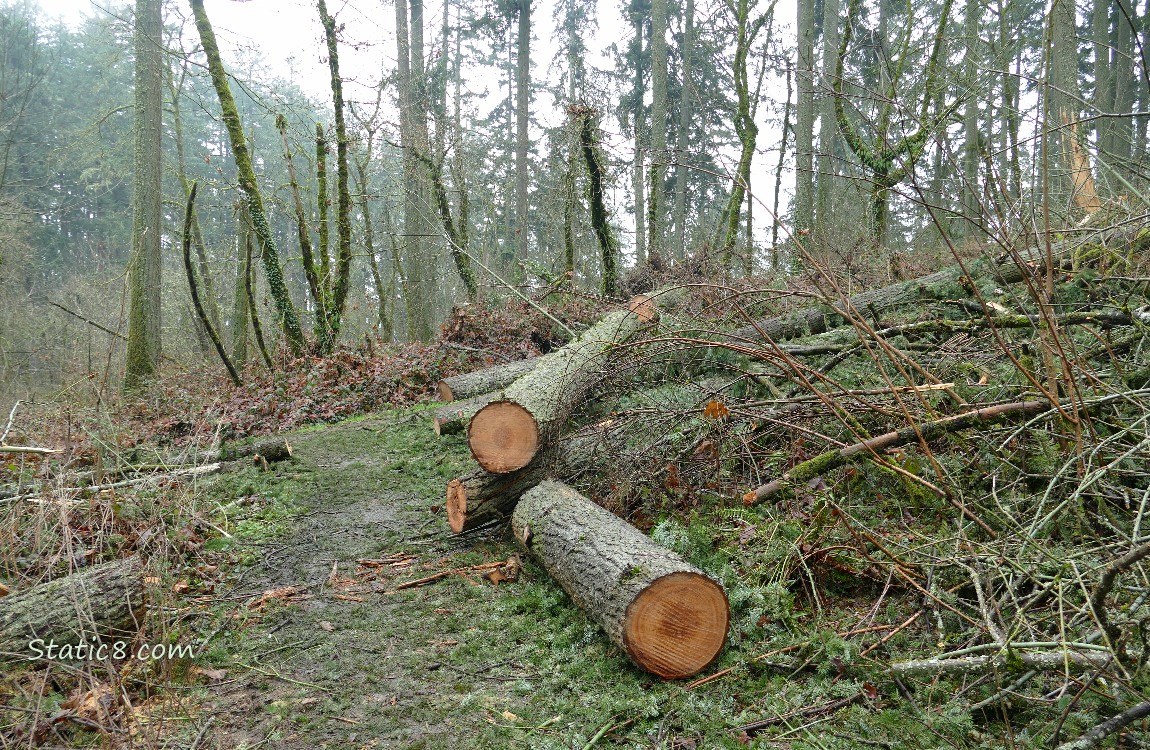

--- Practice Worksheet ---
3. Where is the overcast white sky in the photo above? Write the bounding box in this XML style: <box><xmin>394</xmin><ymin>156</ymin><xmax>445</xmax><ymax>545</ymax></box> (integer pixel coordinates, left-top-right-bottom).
<box><xmin>41</xmin><ymin>0</ymin><xmax>795</xmax><ymax>252</ymax></box>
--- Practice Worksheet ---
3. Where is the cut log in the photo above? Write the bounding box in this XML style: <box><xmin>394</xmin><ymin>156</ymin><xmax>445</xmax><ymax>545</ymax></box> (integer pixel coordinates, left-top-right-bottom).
<box><xmin>446</xmin><ymin>425</ymin><xmax>613</xmax><ymax>532</ymax></box>
<box><xmin>0</xmin><ymin>556</ymin><xmax>145</xmax><ymax>661</ymax></box>
<box><xmin>511</xmin><ymin>480</ymin><xmax>728</xmax><ymax>679</ymax></box>
<box><xmin>437</xmin><ymin>355</ymin><xmax>547</xmax><ymax>402</ymax></box>
<box><xmin>433</xmin><ymin>392</ymin><xmax>499</xmax><ymax>436</ymax></box>
<box><xmin>468</xmin><ymin>297</ymin><xmax>655</xmax><ymax>473</ymax></box>
<box><xmin>219</xmin><ymin>439</ymin><xmax>293</xmax><ymax>463</ymax></box>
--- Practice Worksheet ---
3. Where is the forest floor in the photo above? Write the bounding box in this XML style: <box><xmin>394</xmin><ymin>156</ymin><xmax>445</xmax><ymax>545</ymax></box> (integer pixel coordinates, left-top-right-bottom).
<box><xmin>183</xmin><ymin>408</ymin><xmax>937</xmax><ymax>750</ymax></box>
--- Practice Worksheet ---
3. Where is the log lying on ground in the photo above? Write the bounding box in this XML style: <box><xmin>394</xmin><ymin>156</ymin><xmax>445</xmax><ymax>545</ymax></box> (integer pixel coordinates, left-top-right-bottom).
<box><xmin>468</xmin><ymin>296</ymin><xmax>656</xmax><ymax>474</ymax></box>
<box><xmin>219</xmin><ymin>438</ymin><xmax>293</xmax><ymax>463</ymax></box>
<box><xmin>433</xmin><ymin>392</ymin><xmax>499</xmax><ymax>436</ymax></box>
<box><xmin>447</xmin><ymin>425</ymin><xmax>615</xmax><ymax>532</ymax></box>
<box><xmin>0</xmin><ymin>556</ymin><xmax>145</xmax><ymax>661</ymax></box>
<box><xmin>512</xmin><ymin>480</ymin><xmax>728</xmax><ymax>678</ymax></box>
<box><xmin>437</xmin><ymin>355</ymin><xmax>548</xmax><ymax>402</ymax></box>
<box><xmin>728</xmin><ymin>223</ymin><xmax>1150</xmax><ymax>344</ymax></box>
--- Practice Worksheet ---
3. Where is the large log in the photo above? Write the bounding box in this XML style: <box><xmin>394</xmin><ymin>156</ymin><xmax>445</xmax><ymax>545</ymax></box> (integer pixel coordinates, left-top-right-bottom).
<box><xmin>432</xmin><ymin>392</ymin><xmax>499</xmax><ymax>436</ymax></box>
<box><xmin>467</xmin><ymin>296</ymin><xmax>656</xmax><ymax>473</ymax></box>
<box><xmin>728</xmin><ymin>223</ymin><xmax>1150</xmax><ymax>344</ymax></box>
<box><xmin>446</xmin><ymin>425</ymin><xmax>614</xmax><ymax>532</ymax></box>
<box><xmin>511</xmin><ymin>481</ymin><xmax>728</xmax><ymax>679</ymax></box>
<box><xmin>0</xmin><ymin>556</ymin><xmax>145</xmax><ymax>661</ymax></box>
<box><xmin>437</xmin><ymin>355</ymin><xmax>548</xmax><ymax>402</ymax></box>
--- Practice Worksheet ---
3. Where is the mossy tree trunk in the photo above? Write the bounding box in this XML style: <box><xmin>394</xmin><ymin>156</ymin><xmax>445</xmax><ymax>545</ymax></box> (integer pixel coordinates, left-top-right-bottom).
<box><xmin>190</xmin><ymin>0</ymin><xmax>306</xmax><ymax>358</ymax></box>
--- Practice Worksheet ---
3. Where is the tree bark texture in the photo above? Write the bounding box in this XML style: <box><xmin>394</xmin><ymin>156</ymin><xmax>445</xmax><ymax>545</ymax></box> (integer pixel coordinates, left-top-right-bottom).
<box><xmin>437</xmin><ymin>355</ymin><xmax>547</xmax><ymax>401</ymax></box>
<box><xmin>433</xmin><ymin>392</ymin><xmax>499</xmax><ymax>436</ymax></box>
<box><xmin>515</xmin><ymin>0</ymin><xmax>531</xmax><ymax>264</ymax></box>
<box><xmin>446</xmin><ymin>423</ymin><xmax>618</xmax><ymax>532</ymax></box>
<box><xmin>0</xmin><ymin>557</ymin><xmax>145</xmax><ymax>662</ymax></box>
<box><xmin>647</xmin><ymin>0</ymin><xmax>668</xmax><ymax>265</ymax></box>
<box><xmin>467</xmin><ymin>298</ymin><xmax>654</xmax><ymax>473</ymax></box>
<box><xmin>124</xmin><ymin>0</ymin><xmax>164</xmax><ymax>391</ymax></box>
<box><xmin>793</xmin><ymin>0</ymin><xmax>815</xmax><ymax>235</ymax></box>
<box><xmin>511</xmin><ymin>481</ymin><xmax>728</xmax><ymax>679</ymax></box>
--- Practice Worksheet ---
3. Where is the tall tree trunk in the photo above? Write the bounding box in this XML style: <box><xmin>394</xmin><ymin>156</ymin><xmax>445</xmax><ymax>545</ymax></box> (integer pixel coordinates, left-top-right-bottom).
<box><xmin>576</xmin><ymin>106</ymin><xmax>619</xmax><ymax>296</ymax></box>
<box><xmin>960</xmin><ymin>0</ymin><xmax>984</xmax><ymax>234</ymax></box>
<box><xmin>772</xmin><ymin>62</ymin><xmax>792</xmax><ymax>268</ymax></box>
<box><xmin>190</xmin><ymin>0</ymin><xmax>306</xmax><ymax>356</ymax></box>
<box><xmin>1044</xmin><ymin>0</ymin><xmax>1082</xmax><ymax>219</ymax></box>
<box><xmin>1105</xmin><ymin>0</ymin><xmax>1135</xmax><ymax>177</ymax></box>
<box><xmin>318</xmin><ymin>0</ymin><xmax>354</xmax><ymax>351</ymax></box>
<box><xmin>515</xmin><ymin>0</ymin><xmax>531</xmax><ymax>265</ymax></box>
<box><xmin>124</xmin><ymin>0</ymin><xmax>164</xmax><ymax>391</ymax></box>
<box><xmin>395</xmin><ymin>0</ymin><xmax>433</xmax><ymax>341</ymax></box>
<box><xmin>1092</xmin><ymin>0</ymin><xmax>1113</xmax><ymax>184</ymax></box>
<box><xmin>632</xmin><ymin>8</ymin><xmax>646</xmax><ymax>265</ymax></box>
<box><xmin>793</xmin><ymin>0</ymin><xmax>816</xmax><ymax>237</ymax></box>
<box><xmin>814</xmin><ymin>0</ymin><xmax>840</xmax><ymax>232</ymax></box>
<box><xmin>647</xmin><ymin>0</ymin><xmax>668</xmax><ymax>267</ymax></box>
<box><xmin>672</xmin><ymin>0</ymin><xmax>694</xmax><ymax>261</ymax></box>
<box><xmin>316</xmin><ymin>124</ymin><xmax>331</xmax><ymax>292</ymax></box>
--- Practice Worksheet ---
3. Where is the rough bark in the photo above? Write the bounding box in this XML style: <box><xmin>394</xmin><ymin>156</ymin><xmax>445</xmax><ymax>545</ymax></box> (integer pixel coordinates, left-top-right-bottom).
<box><xmin>793</xmin><ymin>0</ymin><xmax>815</xmax><ymax>235</ymax></box>
<box><xmin>574</xmin><ymin>106</ymin><xmax>619</xmax><ymax>295</ymax></box>
<box><xmin>124</xmin><ymin>0</ymin><xmax>164</xmax><ymax>391</ymax></box>
<box><xmin>511</xmin><ymin>481</ymin><xmax>728</xmax><ymax>679</ymax></box>
<box><xmin>0</xmin><ymin>557</ymin><xmax>145</xmax><ymax>662</ymax></box>
<box><xmin>218</xmin><ymin>439</ymin><xmax>293</xmax><ymax>463</ymax></box>
<box><xmin>647</xmin><ymin>0</ymin><xmax>668</xmax><ymax>265</ymax></box>
<box><xmin>318</xmin><ymin>0</ymin><xmax>354</xmax><ymax>348</ymax></box>
<box><xmin>446</xmin><ymin>424</ymin><xmax>616</xmax><ymax>533</ymax></box>
<box><xmin>515</xmin><ymin>0</ymin><xmax>530</xmax><ymax>264</ymax></box>
<box><xmin>467</xmin><ymin>297</ymin><xmax>655</xmax><ymax>473</ymax></box>
<box><xmin>433</xmin><ymin>392</ymin><xmax>499</xmax><ymax>436</ymax></box>
<box><xmin>672</xmin><ymin>0</ymin><xmax>694</xmax><ymax>260</ymax></box>
<box><xmin>437</xmin><ymin>355</ymin><xmax>547</xmax><ymax>401</ymax></box>
<box><xmin>814</xmin><ymin>0</ymin><xmax>840</xmax><ymax>231</ymax></box>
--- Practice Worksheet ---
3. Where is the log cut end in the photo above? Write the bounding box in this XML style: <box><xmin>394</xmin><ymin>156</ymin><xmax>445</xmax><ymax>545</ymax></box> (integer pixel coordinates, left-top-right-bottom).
<box><xmin>437</xmin><ymin>381</ymin><xmax>455</xmax><ymax>402</ymax></box>
<box><xmin>623</xmin><ymin>571</ymin><xmax>729</xmax><ymax>679</ymax></box>
<box><xmin>467</xmin><ymin>400</ymin><xmax>540</xmax><ymax>474</ymax></box>
<box><xmin>627</xmin><ymin>294</ymin><xmax>659</xmax><ymax>324</ymax></box>
<box><xmin>446</xmin><ymin>478</ymin><xmax>468</xmax><ymax>533</ymax></box>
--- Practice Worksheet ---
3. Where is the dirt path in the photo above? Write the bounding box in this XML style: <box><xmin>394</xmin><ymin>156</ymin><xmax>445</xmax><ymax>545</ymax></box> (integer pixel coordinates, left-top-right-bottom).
<box><xmin>198</xmin><ymin>411</ymin><xmax>544</xmax><ymax>749</ymax></box>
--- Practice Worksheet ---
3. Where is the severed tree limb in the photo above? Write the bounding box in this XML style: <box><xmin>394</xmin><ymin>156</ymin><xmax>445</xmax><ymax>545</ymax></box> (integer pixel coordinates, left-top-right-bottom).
<box><xmin>1089</xmin><ymin>539</ymin><xmax>1150</xmax><ymax>645</ymax></box>
<box><xmin>744</xmin><ymin>400</ymin><xmax>1048</xmax><ymax>505</ymax></box>
<box><xmin>432</xmin><ymin>392</ymin><xmax>498</xmax><ymax>436</ymax></box>
<box><xmin>437</xmin><ymin>355</ymin><xmax>548</xmax><ymax>402</ymax></box>
<box><xmin>889</xmin><ymin>649</ymin><xmax>1110</xmax><ymax>676</ymax></box>
<box><xmin>1055</xmin><ymin>700</ymin><xmax>1150</xmax><ymax>750</ymax></box>
<box><xmin>0</xmin><ymin>446</ymin><xmax>60</xmax><ymax>455</ymax></box>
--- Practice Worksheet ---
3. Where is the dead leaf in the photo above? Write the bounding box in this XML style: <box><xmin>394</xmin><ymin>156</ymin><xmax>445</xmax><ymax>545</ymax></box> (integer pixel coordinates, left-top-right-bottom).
<box><xmin>192</xmin><ymin>666</ymin><xmax>228</xmax><ymax>683</ymax></box>
<box><xmin>737</xmin><ymin>524</ymin><xmax>757</xmax><ymax>546</ymax></box>
<box><xmin>173</xmin><ymin>580</ymin><xmax>191</xmax><ymax>594</ymax></box>
<box><xmin>703</xmin><ymin>400</ymin><xmax>729</xmax><ymax>420</ymax></box>
<box><xmin>0</xmin><ymin>582</ymin><xmax>9</xmax><ymax>597</ymax></box>
<box><xmin>863</xmin><ymin>682</ymin><xmax>878</xmax><ymax>700</ymax></box>
<box><xmin>485</xmin><ymin>569</ymin><xmax>509</xmax><ymax>585</ymax></box>
<box><xmin>501</xmin><ymin>710</ymin><xmax>520</xmax><ymax>722</ymax></box>
<box><xmin>61</xmin><ymin>682</ymin><xmax>114</xmax><ymax>723</ymax></box>
<box><xmin>319</xmin><ymin>621</ymin><xmax>334</xmax><ymax>632</ymax></box>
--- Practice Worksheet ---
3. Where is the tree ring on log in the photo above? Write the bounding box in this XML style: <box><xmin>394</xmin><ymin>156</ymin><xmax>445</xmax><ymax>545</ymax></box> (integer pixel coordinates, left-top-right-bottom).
<box><xmin>622</xmin><ymin>571</ymin><xmax>729</xmax><ymax>679</ymax></box>
<box><xmin>468</xmin><ymin>400</ymin><xmax>540</xmax><ymax>473</ymax></box>
<box><xmin>438</xmin><ymin>381</ymin><xmax>455</xmax><ymax>401</ymax></box>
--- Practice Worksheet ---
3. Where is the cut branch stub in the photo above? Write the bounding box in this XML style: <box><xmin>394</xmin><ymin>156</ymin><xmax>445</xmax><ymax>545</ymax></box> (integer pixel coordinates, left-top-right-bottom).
<box><xmin>467</xmin><ymin>299</ymin><xmax>653</xmax><ymax>474</ymax></box>
<box><xmin>512</xmin><ymin>480</ymin><xmax>728</xmax><ymax>678</ymax></box>
<box><xmin>432</xmin><ymin>392</ymin><xmax>498</xmax><ymax>436</ymax></box>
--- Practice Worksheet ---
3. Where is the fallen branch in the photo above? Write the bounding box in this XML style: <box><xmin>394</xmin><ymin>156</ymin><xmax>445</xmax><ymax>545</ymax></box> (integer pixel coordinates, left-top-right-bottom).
<box><xmin>889</xmin><ymin>649</ymin><xmax>1110</xmax><ymax>676</ymax></box>
<box><xmin>392</xmin><ymin>561</ymin><xmax>507</xmax><ymax>590</ymax></box>
<box><xmin>0</xmin><ymin>446</ymin><xmax>61</xmax><ymax>455</ymax></box>
<box><xmin>437</xmin><ymin>355</ymin><xmax>549</xmax><ymax>402</ymax></box>
<box><xmin>744</xmin><ymin>400</ymin><xmax>1048</xmax><ymax>504</ymax></box>
<box><xmin>736</xmin><ymin>691</ymin><xmax>867</xmax><ymax>735</ymax></box>
<box><xmin>1055</xmin><ymin>700</ymin><xmax>1150</xmax><ymax>750</ymax></box>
